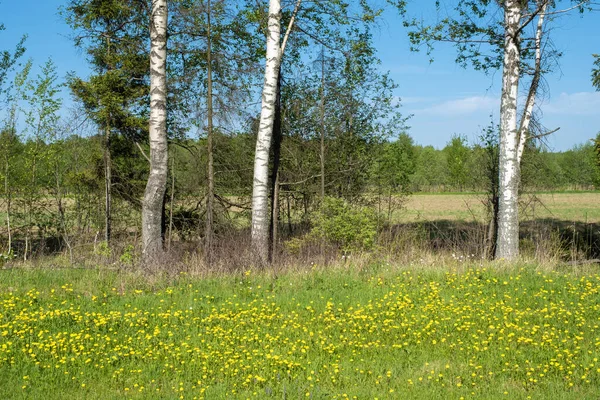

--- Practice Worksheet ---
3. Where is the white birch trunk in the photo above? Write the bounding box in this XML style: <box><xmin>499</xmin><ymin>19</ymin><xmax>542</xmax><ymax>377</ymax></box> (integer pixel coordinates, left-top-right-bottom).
<box><xmin>142</xmin><ymin>0</ymin><xmax>169</xmax><ymax>261</ymax></box>
<box><xmin>250</xmin><ymin>0</ymin><xmax>281</xmax><ymax>264</ymax></box>
<box><xmin>517</xmin><ymin>2</ymin><xmax>547</xmax><ymax>164</ymax></box>
<box><xmin>495</xmin><ymin>0</ymin><xmax>522</xmax><ymax>260</ymax></box>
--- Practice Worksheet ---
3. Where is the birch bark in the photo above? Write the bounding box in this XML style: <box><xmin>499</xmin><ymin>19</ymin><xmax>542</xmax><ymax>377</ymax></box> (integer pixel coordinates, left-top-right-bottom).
<box><xmin>142</xmin><ymin>0</ymin><xmax>169</xmax><ymax>260</ymax></box>
<box><xmin>250</xmin><ymin>0</ymin><xmax>282</xmax><ymax>264</ymax></box>
<box><xmin>495</xmin><ymin>0</ymin><xmax>522</xmax><ymax>260</ymax></box>
<box><xmin>496</xmin><ymin>0</ymin><xmax>550</xmax><ymax>260</ymax></box>
<box><xmin>517</xmin><ymin>2</ymin><xmax>547</xmax><ymax>164</ymax></box>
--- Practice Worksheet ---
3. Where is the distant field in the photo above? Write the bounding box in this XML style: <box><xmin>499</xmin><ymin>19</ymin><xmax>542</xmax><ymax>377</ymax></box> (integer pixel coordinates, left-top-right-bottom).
<box><xmin>400</xmin><ymin>192</ymin><xmax>600</xmax><ymax>223</ymax></box>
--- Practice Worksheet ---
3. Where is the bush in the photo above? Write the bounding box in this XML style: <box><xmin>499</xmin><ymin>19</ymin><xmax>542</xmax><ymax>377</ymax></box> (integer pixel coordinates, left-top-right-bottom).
<box><xmin>311</xmin><ymin>197</ymin><xmax>378</xmax><ymax>252</ymax></box>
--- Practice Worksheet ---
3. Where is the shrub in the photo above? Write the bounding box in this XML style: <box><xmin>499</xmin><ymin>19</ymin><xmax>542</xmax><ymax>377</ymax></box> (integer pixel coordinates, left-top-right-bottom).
<box><xmin>311</xmin><ymin>197</ymin><xmax>378</xmax><ymax>253</ymax></box>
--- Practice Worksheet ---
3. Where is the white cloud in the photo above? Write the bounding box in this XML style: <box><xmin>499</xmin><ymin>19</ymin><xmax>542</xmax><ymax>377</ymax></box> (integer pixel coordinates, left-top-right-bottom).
<box><xmin>388</xmin><ymin>64</ymin><xmax>451</xmax><ymax>76</ymax></box>
<box><xmin>400</xmin><ymin>96</ymin><xmax>438</xmax><ymax>105</ymax></box>
<box><xmin>542</xmin><ymin>91</ymin><xmax>600</xmax><ymax>116</ymax></box>
<box><xmin>412</xmin><ymin>96</ymin><xmax>500</xmax><ymax>117</ymax></box>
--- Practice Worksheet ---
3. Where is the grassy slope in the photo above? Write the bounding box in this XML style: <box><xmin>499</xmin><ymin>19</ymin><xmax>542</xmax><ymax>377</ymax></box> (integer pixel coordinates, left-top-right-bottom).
<box><xmin>1</xmin><ymin>265</ymin><xmax>600</xmax><ymax>399</ymax></box>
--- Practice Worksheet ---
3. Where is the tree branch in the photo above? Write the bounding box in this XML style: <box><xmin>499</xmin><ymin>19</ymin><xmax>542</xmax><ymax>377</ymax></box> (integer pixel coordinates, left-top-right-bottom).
<box><xmin>517</xmin><ymin>2</ymin><xmax>547</xmax><ymax>164</ymax></box>
<box><xmin>280</xmin><ymin>0</ymin><xmax>302</xmax><ymax>57</ymax></box>
<box><xmin>135</xmin><ymin>142</ymin><xmax>151</xmax><ymax>163</ymax></box>
<box><xmin>530</xmin><ymin>127</ymin><xmax>560</xmax><ymax>139</ymax></box>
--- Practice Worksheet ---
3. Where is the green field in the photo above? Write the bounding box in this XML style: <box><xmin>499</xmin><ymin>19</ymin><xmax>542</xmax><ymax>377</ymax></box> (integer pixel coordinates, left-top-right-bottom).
<box><xmin>2</xmin><ymin>265</ymin><xmax>600</xmax><ymax>399</ymax></box>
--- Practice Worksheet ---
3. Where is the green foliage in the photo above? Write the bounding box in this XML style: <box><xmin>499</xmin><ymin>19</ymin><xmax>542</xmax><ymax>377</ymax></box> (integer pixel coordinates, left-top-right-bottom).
<box><xmin>412</xmin><ymin>145</ymin><xmax>448</xmax><ymax>190</ymax></box>
<box><xmin>374</xmin><ymin>132</ymin><xmax>415</xmax><ymax>194</ymax></box>
<box><xmin>95</xmin><ymin>241</ymin><xmax>112</xmax><ymax>258</ymax></box>
<box><xmin>283</xmin><ymin>236</ymin><xmax>305</xmax><ymax>256</ymax></box>
<box><xmin>402</xmin><ymin>1</ymin><xmax>560</xmax><ymax>76</ymax></box>
<box><xmin>119</xmin><ymin>244</ymin><xmax>136</xmax><ymax>265</ymax></box>
<box><xmin>559</xmin><ymin>142</ymin><xmax>600</xmax><ymax>189</ymax></box>
<box><xmin>169</xmin><ymin>0</ymin><xmax>262</xmax><ymax>132</ymax></box>
<box><xmin>311</xmin><ymin>197</ymin><xmax>378</xmax><ymax>252</ymax></box>
<box><xmin>595</xmin><ymin>132</ymin><xmax>600</xmax><ymax>169</ymax></box>
<box><xmin>592</xmin><ymin>54</ymin><xmax>600</xmax><ymax>90</ymax></box>
<box><xmin>64</xmin><ymin>0</ymin><xmax>149</xmax><ymax>141</ymax></box>
<box><xmin>444</xmin><ymin>134</ymin><xmax>471</xmax><ymax>190</ymax></box>
<box><xmin>0</xmin><ymin>24</ymin><xmax>26</xmax><ymax>102</ymax></box>
<box><xmin>471</xmin><ymin>122</ymin><xmax>498</xmax><ymax>198</ymax></box>
<box><xmin>277</xmin><ymin>27</ymin><xmax>407</xmax><ymax>203</ymax></box>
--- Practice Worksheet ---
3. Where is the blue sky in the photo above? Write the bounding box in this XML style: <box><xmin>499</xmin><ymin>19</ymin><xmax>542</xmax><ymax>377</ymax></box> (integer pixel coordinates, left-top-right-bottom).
<box><xmin>1</xmin><ymin>0</ymin><xmax>599</xmax><ymax>151</ymax></box>
<box><xmin>375</xmin><ymin>3</ymin><xmax>600</xmax><ymax>151</ymax></box>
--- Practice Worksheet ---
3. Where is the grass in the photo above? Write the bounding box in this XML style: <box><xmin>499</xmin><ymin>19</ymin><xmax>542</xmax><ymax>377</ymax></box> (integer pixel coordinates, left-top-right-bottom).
<box><xmin>400</xmin><ymin>192</ymin><xmax>600</xmax><ymax>223</ymax></box>
<box><xmin>2</xmin><ymin>264</ymin><xmax>600</xmax><ymax>399</ymax></box>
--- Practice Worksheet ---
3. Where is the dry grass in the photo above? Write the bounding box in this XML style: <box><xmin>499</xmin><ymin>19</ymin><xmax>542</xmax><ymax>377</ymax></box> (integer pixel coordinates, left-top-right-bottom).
<box><xmin>399</xmin><ymin>192</ymin><xmax>600</xmax><ymax>223</ymax></box>
<box><xmin>2</xmin><ymin>192</ymin><xmax>599</xmax><ymax>270</ymax></box>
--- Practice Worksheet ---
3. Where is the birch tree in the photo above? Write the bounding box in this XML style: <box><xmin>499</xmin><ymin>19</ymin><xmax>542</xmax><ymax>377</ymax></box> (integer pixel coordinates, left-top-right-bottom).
<box><xmin>251</xmin><ymin>0</ymin><xmax>283</xmax><ymax>264</ymax></box>
<box><xmin>402</xmin><ymin>0</ymin><xmax>586</xmax><ymax>260</ymax></box>
<box><xmin>250</xmin><ymin>0</ymin><xmax>387</xmax><ymax>263</ymax></box>
<box><xmin>142</xmin><ymin>0</ymin><xmax>169</xmax><ymax>260</ymax></box>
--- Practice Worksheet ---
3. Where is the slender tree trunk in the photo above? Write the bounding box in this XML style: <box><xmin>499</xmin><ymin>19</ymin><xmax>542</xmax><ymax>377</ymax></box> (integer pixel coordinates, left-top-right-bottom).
<box><xmin>485</xmin><ymin>137</ymin><xmax>500</xmax><ymax>259</ymax></box>
<box><xmin>168</xmin><ymin>151</ymin><xmax>175</xmax><ymax>251</ymax></box>
<box><xmin>495</xmin><ymin>0</ymin><xmax>522</xmax><ymax>260</ymax></box>
<box><xmin>517</xmin><ymin>2</ymin><xmax>546</xmax><ymax>164</ymax></box>
<box><xmin>269</xmin><ymin>74</ymin><xmax>283</xmax><ymax>262</ymax></box>
<box><xmin>142</xmin><ymin>0</ymin><xmax>169</xmax><ymax>261</ymax></box>
<box><xmin>251</xmin><ymin>0</ymin><xmax>282</xmax><ymax>264</ymax></box>
<box><xmin>103</xmin><ymin>126</ymin><xmax>112</xmax><ymax>244</ymax></box>
<box><xmin>271</xmin><ymin>174</ymin><xmax>280</xmax><ymax>262</ymax></box>
<box><xmin>205</xmin><ymin>0</ymin><xmax>215</xmax><ymax>264</ymax></box>
<box><xmin>4</xmin><ymin>158</ymin><xmax>11</xmax><ymax>253</ymax></box>
<box><xmin>54</xmin><ymin>165</ymin><xmax>73</xmax><ymax>262</ymax></box>
<box><xmin>161</xmin><ymin>188</ymin><xmax>167</xmax><ymax>241</ymax></box>
<box><xmin>104</xmin><ymin>35</ymin><xmax>113</xmax><ymax>246</ymax></box>
<box><xmin>320</xmin><ymin>46</ymin><xmax>326</xmax><ymax>200</ymax></box>
<box><xmin>25</xmin><ymin>143</ymin><xmax>40</xmax><ymax>261</ymax></box>
<box><xmin>286</xmin><ymin>194</ymin><xmax>292</xmax><ymax>234</ymax></box>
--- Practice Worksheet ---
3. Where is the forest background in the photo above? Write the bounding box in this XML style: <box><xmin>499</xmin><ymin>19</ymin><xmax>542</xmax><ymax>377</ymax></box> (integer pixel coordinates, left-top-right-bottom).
<box><xmin>0</xmin><ymin>0</ymin><xmax>599</xmax><ymax>268</ymax></box>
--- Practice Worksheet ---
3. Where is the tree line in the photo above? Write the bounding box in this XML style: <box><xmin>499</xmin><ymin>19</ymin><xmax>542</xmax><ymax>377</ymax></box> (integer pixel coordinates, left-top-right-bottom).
<box><xmin>0</xmin><ymin>0</ymin><xmax>598</xmax><ymax>265</ymax></box>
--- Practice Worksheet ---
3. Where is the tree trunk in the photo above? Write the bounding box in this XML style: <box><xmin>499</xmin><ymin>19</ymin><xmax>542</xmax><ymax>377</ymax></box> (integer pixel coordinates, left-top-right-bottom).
<box><xmin>320</xmin><ymin>46</ymin><xmax>326</xmax><ymax>201</ymax></box>
<box><xmin>101</xmin><ymin>151</ymin><xmax>111</xmax><ymax>247</ymax></box>
<box><xmin>271</xmin><ymin>173</ymin><xmax>280</xmax><ymax>262</ymax></box>
<box><xmin>104</xmin><ymin>35</ymin><xmax>113</xmax><ymax>246</ymax></box>
<box><xmin>168</xmin><ymin>152</ymin><xmax>175</xmax><ymax>251</ymax></box>
<box><xmin>286</xmin><ymin>194</ymin><xmax>292</xmax><ymax>234</ymax></box>
<box><xmin>495</xmin><ymin>0</ymin><xmax>522</xmax><ymax>260</ymax></box>
<box><xmin>55</xmin><ymin>166</ymin><xmax>73</xmax><ymax>262</ymax></box>
<box><xmin>142</xmin><ymin>0</ymin><xmax>169</xmax><ymax>261</ymax></box>
<box><xmin>251</xmin><ymin>0</ymin><xmax>281</xmax><ymax>264</ymax></box>
<box><xmin>269</xmin><ymin>73</ymin><xmax>283</xmax><ymax>262</ymax></box>
<box><xmin>4</xmin><ymin>158</ymin><xmax>11</xmax><ymax>253</ymax></box>
<box><xmin>205</xmin><ymin>0</ymin><xmax>215</xmax><ymax>265</ymax></box>
<box><xmin>161</xmin><ymin>187</ymin><xmax>167</xmax><ymax>241</ymax></box>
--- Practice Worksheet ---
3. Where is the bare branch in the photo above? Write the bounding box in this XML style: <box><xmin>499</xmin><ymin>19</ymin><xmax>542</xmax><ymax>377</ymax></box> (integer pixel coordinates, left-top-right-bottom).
<box><xmin>135</xmin><ymin>142</ymin><xmax>151</xmax><ymax>163</ymax></box>
<box><xmin>530</xmin><ymin>127</ymin><xmax>560</xmax><ymax>139</ymax></box>
<box><xmin>280</xmin><ymin>0</ymin><xmax>302</xmax><ymax>57</ymax></box>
